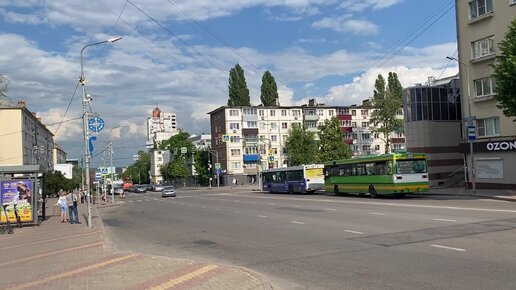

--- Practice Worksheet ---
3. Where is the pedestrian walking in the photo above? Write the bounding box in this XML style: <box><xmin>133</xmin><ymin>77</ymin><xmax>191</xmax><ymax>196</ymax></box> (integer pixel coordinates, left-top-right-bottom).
<box><xmin>232</xmin><ymin>177</ymin><xmax>237</xmax><ymax>188</ymax></box>
<box><xmin>66</xmin><ymin>190</ymin><xmax>80</xmax><ymax>224</ymax></box>
<box><xmin>57</xmin><ymin>191</ymin><xmax>68</xmax><ymax>223</ymax></box>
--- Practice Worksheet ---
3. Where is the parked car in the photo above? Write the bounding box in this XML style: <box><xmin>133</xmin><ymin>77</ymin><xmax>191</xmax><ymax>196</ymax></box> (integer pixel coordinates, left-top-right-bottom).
<box><xmin>161</xmin><ymin>185</ymin><xmax>176</xmax><ymax>197</ymax></box>
<box><xmin>152</xmin><ymin>184</ymin><xmax>165</xmax><ymax>192</ymax></box>
<box><xmin>113</xmin><ymin>186</ymin><xmax>124</xmax><ymax>195</ymax></box>
<box><xmin>134</xmin><ymin>185</ymin><xmax>147</xmax><ymax>193</ymax></box>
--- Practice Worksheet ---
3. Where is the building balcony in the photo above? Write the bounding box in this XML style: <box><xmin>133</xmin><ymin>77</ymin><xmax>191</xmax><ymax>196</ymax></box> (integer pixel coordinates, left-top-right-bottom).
<box><xmin>343</xmin><ymin>139</ymin><xmax>353</xmax><ymax>145</ymax></box>
<box><xmin>304</xmin><ymin>114</ymin><xmax>319</xmax><ymax>121</ymax></box>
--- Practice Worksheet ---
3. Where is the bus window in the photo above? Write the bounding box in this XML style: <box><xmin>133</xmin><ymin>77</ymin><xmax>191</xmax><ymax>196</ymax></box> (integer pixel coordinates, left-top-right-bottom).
<box><xmin>396</xmin><ymin>159</ymin><xmax>427</xmax><ymax>174</ymax></box>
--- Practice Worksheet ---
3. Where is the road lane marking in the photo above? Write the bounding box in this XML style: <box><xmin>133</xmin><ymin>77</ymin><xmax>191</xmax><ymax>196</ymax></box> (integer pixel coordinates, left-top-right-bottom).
<box><xmin>257</xmin><ymin>215</ymin><xmax>268</xmax><ymax>218</ymax></box>
<box><xmin>215</xmin><ymin>208</ymin><xmax>221</xmax><ymax>211</ymax></box>
<box><xmin>6</xmin><ymin>253</ymin><xmax>139</xmax><ymax>290</ymax></box>
<box><xmin>233</xmin><ymin>211</ymin><xmax>241</xmax><ymax>214</ymax></box>
<box><xmin>291</xmin><ymin>221</ymin><xmax>305</xmax><ymax>224</ymax></box>
<box><xmin>344</xmin><ymin>230</ymin><xmax>364</xmax><ymax>234</ymax></box>
<box><xmin>0</xmin><ymin>241</ymin><xmax>104</xmax><ymax>267</ymax></box>
<box><xmin>430</xmin><ymin>244</ymin><xmax>466</xmax><ymax>252</ymax></box>
<box><xmin>137</xmin><ymin>200</ymin><xmax>142</xmax><ymax>202</ymax></box>
<box><xmin>292</xmin><ymin>205</ymin><xmax>302</xmax><ymax>208</ymax></box>
<box><xmin>147</xmin><ymin>265</ymin><xmax>219</xmax><ymax>290</ymax></box>
<box><xmin>369</xmin><ymin>212</ymin><xmax>386</xmax><ymax>215</ymax></box>
<box><xmin>201</xmin><ymin>206</ymin><xmax>206</xmax><ymax>209</ymax></box>
<box><xmin>324</xmin><ymin>208</ymin><xmax>337</xmax><ymax>211</ymax></box>
<box><xmin>152</xmin><ymin>198</ymin><xmax>159</xmax><ymax>201</ymax></box>
<box><xmin>269</xmin><ymin>203</ymin><xmax>275</xmax><ymax>205</ymax></box>
<box><xmin>432</xmin><ymin>218</ymin><xmax>457</xmax><ymax>222</ymax></box>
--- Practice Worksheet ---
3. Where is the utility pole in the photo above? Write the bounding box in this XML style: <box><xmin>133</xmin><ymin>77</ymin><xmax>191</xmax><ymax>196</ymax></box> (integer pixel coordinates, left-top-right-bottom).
<box><xmin>109</xmin><ymin>141</ymin><xmax>114</xmax><ymax>204</ymax></box>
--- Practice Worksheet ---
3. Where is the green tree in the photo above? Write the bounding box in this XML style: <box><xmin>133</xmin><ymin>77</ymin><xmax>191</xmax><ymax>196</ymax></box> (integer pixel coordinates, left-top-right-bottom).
<box><xmin>260</xmin><ymin>70</ymin><xmax>279</xmax><ymax>106</ymax></box>
<box><xmin>0</xmin><ymin>75</ymin><xmax>8</xmax><ymax>98</ymax></box>
<box><xmin>492</xmin><ymin>17</ymin><xmax>516</xmax><ymax>119</ymax></box>
<box><xmin>159</xmin><ymin>131</ymin><xmax>195</xmax><ymax>154</ymax></box>
<box><xmin>317</xmin><ymin>117</ymin><xmax>352</xmax><ymax>162</ymax></box>
<box><xmin>163</xmin><ymin>156</ymin><xmax>189</xmax><ymax>179</ymax></box>
<box><xmin>369</xmin><ymin>72</ymin><xmax>404</xmax><ymax>153</ymax></box>
<box><xmin>285</xmin><ymin>124</ymin><xmax>318</xmax><ymax>166</ymax></box>
<box><xmin>122</xmin><ymin>151</ymin><xmax>150</xmax><ymax>184</ymax></box>
<box><xmin>43</xmin><ymin>170</ymin><xmax>76</xmax><ymax>197</ymax></box>
<box><xmin>194</xmin><ymin>150</ymin><xmax>211</xmax><ymax>186</ymax></box>
<box><xmin>227</xmin><ymin>64</ymin><xmax>250</xmax><ymax>106</ymax></box>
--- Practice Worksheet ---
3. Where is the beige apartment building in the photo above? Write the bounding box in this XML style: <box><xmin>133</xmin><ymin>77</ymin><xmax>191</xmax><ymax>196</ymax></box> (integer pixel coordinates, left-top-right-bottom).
<box><xmin>0</xmin><ymin>100</ymin><xmax>54</xmax><ymax>171</ymax></box>
<box><xmin>455</xmin><ymin>0</ymin><xmax>516</xmax><ymax>189</ymax></box>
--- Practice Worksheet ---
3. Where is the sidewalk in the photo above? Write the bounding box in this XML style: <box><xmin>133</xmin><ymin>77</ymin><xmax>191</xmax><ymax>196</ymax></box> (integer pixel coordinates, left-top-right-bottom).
<box><xmin>0</xmin><ymin>199</ymin><xmax>272</xmax><ymax>290</ymax></box>
<box><xmin>426</xmin><ymin>187</ymin><xmax>516</xmax><ymax>202</ymax></box>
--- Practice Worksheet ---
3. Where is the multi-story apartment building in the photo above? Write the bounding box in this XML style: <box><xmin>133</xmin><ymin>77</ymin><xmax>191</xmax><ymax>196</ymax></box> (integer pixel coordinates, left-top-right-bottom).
<box><xmin>147</xmin><ymin>106</ymin><xmax>178</xmax><ymax>184</ymax></box>
<box><xmin>53</xmin><ymin>143</ymin><xmax>67</xmax><ymax>165</ymax></box>
<box><xmin>455</xmin><ymin>0</ymin><xmax>516</xmax><ymax>189</ymax></box>
<box><xmin>208</xmin><ymin>99</ymin><xmax>405</xmax><ymax>184</ymax></box>
<box><xmin>0</xmin><ymin>100</ymin><xmax>54</xmax><ymax>171</ymax></box>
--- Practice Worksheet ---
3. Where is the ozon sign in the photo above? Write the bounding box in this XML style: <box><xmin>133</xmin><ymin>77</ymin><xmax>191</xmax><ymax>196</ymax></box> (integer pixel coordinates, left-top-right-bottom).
<box><xmin>486</xmin><ymin>141</ymin><xmax>516</xmax><ymax>151</ymax></box>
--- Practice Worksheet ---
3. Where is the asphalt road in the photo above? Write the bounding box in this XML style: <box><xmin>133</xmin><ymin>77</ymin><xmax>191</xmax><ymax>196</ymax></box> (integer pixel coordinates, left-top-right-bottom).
<box><xmin>98</xmin><ymin>189</ymin><xmax>516</xmax><ymax>290</ymax></box>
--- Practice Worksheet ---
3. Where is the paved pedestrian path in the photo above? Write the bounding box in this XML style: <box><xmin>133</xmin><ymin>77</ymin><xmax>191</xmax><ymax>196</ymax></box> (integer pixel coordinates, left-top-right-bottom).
<box><xmin>0</xmin><ymin>200</ymin><xmax>271</xmax><ymax>290</ymax></box>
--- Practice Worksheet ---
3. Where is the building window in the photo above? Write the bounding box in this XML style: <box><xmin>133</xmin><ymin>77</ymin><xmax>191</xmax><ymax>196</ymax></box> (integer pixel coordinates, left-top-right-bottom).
<box><xmin>270</xmin><ymin>122</ymin><xmax>277</xmax><ymax>130</ymax></box>
<box><xmin>338</xmin><ymin>108</ymin><xmax>349</xmax><ymax>115</ymax></box>
<box><xmin>231</xmin><ymin>149</ymin><xmax>241</xmax><ymax>156</ymax></box>
<box><xmin>352</xmin><ymin>133</ymin><xmax>358</xmax><ymax>139</ymax></box>
<box><xmin>229</xmin><ymin>109</ymin><xmax>239</xmax><ymax>116</ymax></box>
<box><xmin>259</xmin><ymin>110</ymin><xmax>264</xmax><ymax>117</ymax></box>
<box><xmin>340</xmin><ymin>120</ymin><xmax>351</xmax><ymax>127</ymax></box>
<box><xmin>329</xmin><ymin>110</ymin><xmax>334</xmax><ymax>116</ymax></box>
<box><xmin>270</xmin><ymin>110</ymin><xmax>276</xmax><ymax>117</ymax></box>
<box><xmin>229</xmin><ymin>123</ymin><xmax>240</xmax><ymax>130</ymax></box>
<box><xmin>361</xmin><ymin>133</ymin><xmax>370</xmax><ymax>139</ymax></box>
<box><xmin>243</xmin><ymin>108</ymin><xmax>257</xmax><ymax>115</ymax></box>
<box><xmin>352</xmin><ymin>145</ymin><xmax>358</xmax><ymax>152</ymax></box>
<box><xmin>231</xmin><ymin>162</ymin><xmax>241</xmax><ymax>169</ymax></box>
<box><xmin>362</xmin><ymin>145</ymin><xmax>371</xmax><ymax>151</ymax></box>
<box><xmin>474</xmin><ymin>77</ymin><xmax>495</xmax><ymax>97</ymax></box>
<box><xmin>245</xmin><ymin>147</ymin><xmax>258</xmax><ymax>154</ymax></box>
<box><xmin>245</xmin><ymin>121</ymin><xmax>257</xmax><ymax>128</ymax></box>
<box><xmin>393</xmin><ymin>144</ymin><xmax>405</xmax><ymax>150</ymax></box>
<box><xmin>230</xmin><ymin>136</ymin><xmax>240</xmax><ymax>142</ymax></box>
<box><xmin>306</xmin><ymin>110</ymin><xmax>316</xmax><ymax>115</ymax></box>
<box><xmin>361</xmin><ymin>110</ymin><xmax>368</xmax><ymax>116</ymax></box>
<box><xmin>292</xmin><ymin>110</ymin><xmax>301</xmax><ymax>117</ymax></box>
<box><xmin>306</xmin><ymin>121</ymin><xmax>317</xmax><ymax>128</ymax></box>
<box><xmin>362</xmin><ymin>122</ymin><xmax>369</xmax><ymax>127</ymax></box>
<box><xmin>477</xmin><ymin>117</ymin><xmax>500</xmax><ymax>137</ymax></box>
<box><xmin>351</xmin><ymin>122</ymin><xmax>357</xmax><ymax>128</ymax></box>
<box><xmin>281</xmin><ymin>122</ymin><xmax>288</xmax><ymax>129</ymax></box>
<box><xmin>343</xmin><ymin>132</ymin><xmax>352</xmax><ymax>139</ymax></box>
<box><xmin>351</xmin><ymin>110</ymin><xmax>356</xmax><ymax>116</ymax></box>
<box><xmin>472</xmin><ymin>36</ymin><xmax>495</xmax><ymax>59</ymax></box>
<box><xmin>281</xmin><ymin>109</ymin><xmax>287</xmax><ymax>116</ymax></box>
<box><xmin>395</xmin><ymin>132</ymin><xmax>403</xmax><ymax>138</ymax></box>
<box><xmin>374</xmin><ymin>133</ymin><xmax>380</xmax><ymax>139</ymax></box>
<box><xmin>271</xmin><ymin>135</ymin><xmax>277</xmax><ymax>142</ymax></box>
<box><xmin>375</xmin><ymin>145</ymin><xmax>380</xmax><ymax>151</ymax></box>
<box><xmin>469</xmin><ymin>0</ymin><xmax>493</xmax><ymax>19</ymax></box>
<box><xmin>318</xmin><ymin>109</ymin><xmax>324</xmax><ymax>116</ymax></box>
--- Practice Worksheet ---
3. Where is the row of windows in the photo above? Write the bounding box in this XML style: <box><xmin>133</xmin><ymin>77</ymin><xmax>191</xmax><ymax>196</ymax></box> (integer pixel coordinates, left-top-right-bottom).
<box><xmin>325</xmin><ymin>161</ymin><xmax>393</xmax><ymax>177</ymax></box>
<box><xmin>477</xmin><ymin>117</ymin><xmax>500</xmax><ymax>137</ymax></box>
<box><xmin>262</xmin><ymin>170</ymin><xmax>304</xmax><ymax>182</ymax></box>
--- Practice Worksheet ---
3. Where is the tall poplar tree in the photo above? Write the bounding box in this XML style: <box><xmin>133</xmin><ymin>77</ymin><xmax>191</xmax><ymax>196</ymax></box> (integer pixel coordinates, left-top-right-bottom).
<box><xmin>260</xmin><ymin>70</ymin><xmax>279</xmax><ymax>106</ymax></box>
<box><xmin>227</xmin><ymin>64</ymin><xmax>250</xmax><ymax>106</ymax></box>
<box><xmin>317</xmin><ymin>117</ymin><xmax>352</xmax><ymax>162</ymax></box>
<box><xmin>492</xmin><ymin>18</ymin><xmax>516</xmax><ymax>119</ymax></box>
<box><xmin>369</xmin><ymin>72</ymin><xmax>404</xmax><ymax>153</ymax></box>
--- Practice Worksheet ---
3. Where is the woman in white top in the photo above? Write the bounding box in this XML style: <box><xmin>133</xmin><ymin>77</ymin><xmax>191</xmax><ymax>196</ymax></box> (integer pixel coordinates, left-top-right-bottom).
<box><xmin>57</xmin><ymin>191</ymin><xmax>68</xmax><ymax>223</ymax></box>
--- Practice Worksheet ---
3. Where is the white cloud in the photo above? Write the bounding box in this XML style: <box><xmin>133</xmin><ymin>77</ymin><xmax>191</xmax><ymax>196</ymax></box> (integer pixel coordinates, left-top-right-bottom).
<box><xmin>339</xmin><ymin>0</ymin><xmax>402</xmax><ymax>12</ymax></box>
<box><xmin>312</xmin><ymin>16</ymin><xmax>378</xmax><ymax>35</ymax></box>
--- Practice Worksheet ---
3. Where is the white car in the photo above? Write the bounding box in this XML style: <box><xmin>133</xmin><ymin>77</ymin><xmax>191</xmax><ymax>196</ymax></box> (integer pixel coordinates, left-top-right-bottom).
<box><xmin>161</xmin><ymin>185</ymin><xmax>176</xmax><ymax>197</ymax></box>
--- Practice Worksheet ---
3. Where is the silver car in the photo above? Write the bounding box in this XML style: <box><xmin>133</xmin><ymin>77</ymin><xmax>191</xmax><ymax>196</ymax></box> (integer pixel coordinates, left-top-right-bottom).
<box><xmin>161</xmin><ymin>185</ymin><xmax>176</xmax><ymax>197</ymax></box>
<box><xmin>153</xmin><ymin>184</ymin><xmax>165</xmax><ymax>192</ymax></box>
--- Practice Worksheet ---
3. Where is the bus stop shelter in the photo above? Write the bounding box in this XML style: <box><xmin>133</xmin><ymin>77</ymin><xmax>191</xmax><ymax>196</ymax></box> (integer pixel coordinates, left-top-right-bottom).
<box><xmin>0</xmin><ymin>165</ymin><xmax>44</xmax><ymax>225</ymax></box>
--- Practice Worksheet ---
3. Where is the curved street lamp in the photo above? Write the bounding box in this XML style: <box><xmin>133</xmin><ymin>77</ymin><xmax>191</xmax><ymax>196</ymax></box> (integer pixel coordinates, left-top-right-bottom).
<box><xmin>81</xmin><ymin>36</ymin><xmax>122</xmax><ymax>228</ymax></box>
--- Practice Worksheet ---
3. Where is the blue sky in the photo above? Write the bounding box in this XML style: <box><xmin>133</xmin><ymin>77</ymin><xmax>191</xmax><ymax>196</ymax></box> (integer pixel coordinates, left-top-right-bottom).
<box><xmin>0</xmin><ymin>0</ymin><xmax>459</xmax><ymax>167</ymax></box>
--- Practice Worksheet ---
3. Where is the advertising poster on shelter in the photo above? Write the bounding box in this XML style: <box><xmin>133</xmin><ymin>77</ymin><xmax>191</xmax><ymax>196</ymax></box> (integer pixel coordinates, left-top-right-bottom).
<box><xmin>0</xmin><ymin>180</ymin><xmax>33</xmax><ymax>223</ymax></box>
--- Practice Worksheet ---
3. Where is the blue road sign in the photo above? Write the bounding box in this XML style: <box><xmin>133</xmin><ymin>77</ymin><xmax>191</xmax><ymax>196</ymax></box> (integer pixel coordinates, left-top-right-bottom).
<box><xmin>88</xmin><ymin>136</ymin><xmax>97</xmax><ymax>155</ymax></box>
<box><xmin>215</xmin><ymin>168</ymin><xmax>221</xmax><ymax>175</ymax></box>
<box><xmin>88</xmin><ymin>117</ymin><xmax>105</xmax><ymax>133</ymax></box>
<box><xmin>467</xmin><ymin>125</ymin><xmax>476</xmax><ymax>141</ymax></box>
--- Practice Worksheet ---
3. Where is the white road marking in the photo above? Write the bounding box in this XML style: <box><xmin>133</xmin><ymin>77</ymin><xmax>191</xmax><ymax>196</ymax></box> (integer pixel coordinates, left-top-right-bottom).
<box><xmin>344</xmin><ymin>230</ymin><xmax>364</xmax><ymax>235</ymax></box>
<box><xmin>233</xmin><ymin>211</ymin><xmax>241</xmax><ymax>214</ymax></box>
<box><xmin>136</xmin><ymin>200</ymin><xmax>142</xmax><ymax>202</ymax></box>
<box><xmin>432</xmin><ymin>218</ymin><xmax>457</xmax><ymax>222</ymax></box>
<box><xmin>292</xmin><ymin>205</ymin><xmax>302</xmax><ymax>208</ymax></box>
<box><xmin>269</xmin><ymin>203</ymin><xmax>275</xmax><ymax>205</ymax></box>
<box><xmin>152</xmin><ymin>198</ymin><xmax>159</xmax><ymax>201</ymax></box>
<box><xmin>431</xmin><ymin>244</ymin><xmax>466</xmax><ymax>252</ymax></box>
<box><xmin>128</xmin><ymin>200</ymin><xmax>134</xmax><ymax>203</ymax></box>
<box><xmin>215</xmin><ymin>209</ymin><xmax>221</xmax><ymax>211</ymax></box>
<box><xmin>324</xmin><ymin>208</ymin><xmax>337</xmax><ymax>211</ymax></box>
<box><xmin>369</xmin><ymin>212</ymin><xmax>386</xmax><ymax>215</ymax></box>
<box><xmin>257</xmin><ymin>215</ymin><xmax>268</xmax><ymax>218</ymax></box>
<box><xmin>291</xmin><ymin>221</ymin><xmax>305</xmax><ymax>225</ymax></box>
<box><xmin>201</xmin><ymin>206</ymin><xmax>206</xmax><ymax>209</ymax></box>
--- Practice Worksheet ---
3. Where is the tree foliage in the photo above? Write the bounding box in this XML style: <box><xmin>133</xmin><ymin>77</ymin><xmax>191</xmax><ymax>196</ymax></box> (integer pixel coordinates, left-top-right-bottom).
<box><xmin>285</xmin><ymin>124</ymin><xmax>318</xmax><ymax>166</ymax></box>
<box><xmin>43</xmin><ymin>169</ymin><xmax>81</xmax><ymax>197</ymax></box>
<box><xmin>317</xmin><ymin>117</ymin><xmax>352</xmax><ymax>162</ymax></box>
<box><xmin>227</xmin><ymin>64</ymin><xmax>251</xmax><ymax>106</ymax></box>
<box><xmin>369</xmin><ymin>72</ymin><xmax>404</xmax><ymax>153</ymax></box>
<box><xmin>158</xmin><ymin>132</ymin><xmax>196</xmax><ymax>182</ymax></box>
<box><xmin>161</xmin><ymin>157</ymin><xmax>189</xmax><ymax>180</ymax></box>
<box><xmin>492</xmin><ymin>17</ymin><xmax>516</xmax><ymax>119</ymax></box>
<box><xmin>0</xmin><ymin>75</ymin><xmax>8</xmax><ymax>98</ymax></box>
<box><xmin>260</xmin><ymin>70</ymin><xmax>279</xmax><ymax>106</ymax></box>
<box><xmin>194</xmin><ymin>150</ymin><xmax>211</xmax><ymax>186</ymax></box>
<box><xmin>122</xmin><ymin>150</ymin><xmax>150</xmax><ymax>184</ymax></box>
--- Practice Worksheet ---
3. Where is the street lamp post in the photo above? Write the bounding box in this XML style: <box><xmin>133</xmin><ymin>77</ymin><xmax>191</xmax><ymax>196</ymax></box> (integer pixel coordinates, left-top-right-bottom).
<box><xmin>80</xmin><ymin>36</ymin><xmax>122</xmax><ymax>228</ymax></box>
<box><xmin>447</xmin><ymin>56</ymin><xmax>476</xmax><ymax>193</ymax></box>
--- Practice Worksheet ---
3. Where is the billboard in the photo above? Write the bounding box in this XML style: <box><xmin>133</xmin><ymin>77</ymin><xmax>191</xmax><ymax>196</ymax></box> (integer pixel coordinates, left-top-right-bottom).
<box><xmin>1</xmin><ymin>180</ymin><xmax>33</xmax><ymax>223</ymax></box>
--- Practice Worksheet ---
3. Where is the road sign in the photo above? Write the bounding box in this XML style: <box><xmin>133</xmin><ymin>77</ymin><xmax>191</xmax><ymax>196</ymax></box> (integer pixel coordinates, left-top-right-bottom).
<box><xmin>268</xmin><ymin>155</ymin><xmax>274</xmax><ymax>162</ymax></box>
<box><xmin>269</xmin><ymin>148</ymin><xmax>274</xmax><ymax>155</ymax></box>
<box><xmin>98</xmin><ymin>167</ymin><xmax>109</xmax><ymax>175</ymax></box>
<box><xmin>215</xmin><ymin>168</ymin><xmax>221</xmax><ymax>175</ymax></box>
<box><xmin>464</xmin><ymin>116</ymin><xmax>476</xmax><ymax>124</ymax></box>
<box><xmin>222</xmin><ymin>135</ymin><xmax>230</xmax><ymax>142</ymax></box>
<box><xmin>88</xmin><ymin>117</ymin><xmax>105</xmax><ymax>133</ymax></box>
<box><xmin>467</xmin><ymin>125</ymin><xmax>476</xmax><ymax>141</ymax></box>
<box><xmin>88</xmin><ymin>136</ymin><xmax>97</xmax><ymax>155</ymax></box>
<box><xmin>215</xmin><ymin>163</ymin><xmax>221</xmax><ymax>169</ymax></box>
<box><xmin>95</xmin><ymin>172</ymin><xmax>102</xmax><ymax>181</ymax></box>
<box><xmin>180</xmin><ymin>147</ymin><xmax>187</xmax><ymax>154</ymax></box>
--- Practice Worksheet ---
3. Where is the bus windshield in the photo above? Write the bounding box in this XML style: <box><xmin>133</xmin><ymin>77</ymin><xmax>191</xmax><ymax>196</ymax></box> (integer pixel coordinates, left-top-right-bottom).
<box><xmin>396</xmin><ymin>159</ymin><xmax>427</xmax><ymax>174</ymax></box>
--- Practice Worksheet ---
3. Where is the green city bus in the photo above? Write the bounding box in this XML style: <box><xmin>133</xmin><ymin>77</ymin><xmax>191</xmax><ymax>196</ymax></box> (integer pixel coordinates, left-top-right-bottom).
<box><xmin>324</xmin><ymin>153</ymin><xmax>429</xmax><ymax>198</ymax></box>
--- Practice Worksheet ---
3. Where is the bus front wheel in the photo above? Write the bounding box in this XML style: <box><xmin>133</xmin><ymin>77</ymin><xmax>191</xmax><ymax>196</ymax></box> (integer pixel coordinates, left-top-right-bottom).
<box><xmin>369</xmin><ymin>185</ymin><xmax>378</xmax><ymax>198</ymax></box>
<box><xmin>334</xmin><ymin>185</ymin><xmax>340</xmax><ymax>196</ymax></box>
